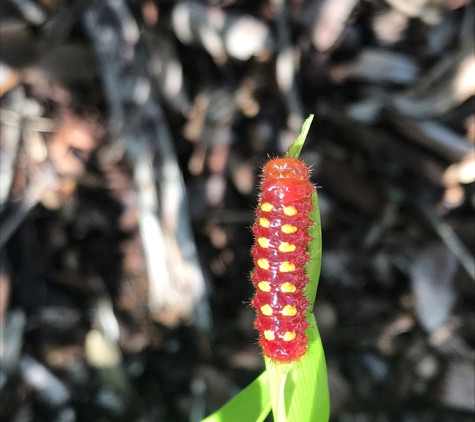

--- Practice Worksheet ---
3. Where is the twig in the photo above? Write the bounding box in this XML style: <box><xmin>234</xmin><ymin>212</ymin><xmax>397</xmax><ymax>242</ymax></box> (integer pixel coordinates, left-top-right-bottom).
<box><xmin>418</xmin><ymin>205</ymin><xmax>475</xmax><ymax>282</ymax></box>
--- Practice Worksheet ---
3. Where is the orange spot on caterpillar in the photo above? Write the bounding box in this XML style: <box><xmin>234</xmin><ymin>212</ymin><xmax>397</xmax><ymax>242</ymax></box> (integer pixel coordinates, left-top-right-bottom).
<box><xmin>283</xmin><ymin>331</ymin><xmax>296</xmax><ymax>341</ymax></box>
<box><xmin>258</xmin><ymin>237</ymin><xmax>270</xmax><ymax>248</ymax></box>
<box><xmin>281</xmin><ymin>282</ymin><xmax>296</xmax><ymax>293</ymax></box>
<box><xmin>283</xmin><ymin>206</ymin><xmax>297</xmax><ymax>216</ymax></box>
<box><xmin>264</xmin><ymin>330</ymin><xmax>275</xmax><ymax>341</ymax></box>
<box><xmin>279</xmin><ymin>262</ymin><xmax>295</xmax><ymax>273</ymax></box>
<box><xmin>259</xmin><ymin>218</ymin><xmax>270</xmax><ymax>228</ymax></box>
<box><xmin>258</xmin><ymin>258</ymin><xmax>270</xmax><ymax>270</ymax></box>
<box><xmin>281</xmin><ymin>224</ymin><xmax>297</xmax><ymax>234</ymax></box>
<box><xmin>258</xmin><ymin>281</ymin><xmax>271</xmax><ymax>292</ymax></box>
<box><xmin>260</xmin><ymin>202</ymin><xmax>273</xmax><ymax>212</ymax></box>
<box><xmin>282</xmin><ymin>305</ymin><xmax>297</xmax><ymax>316</ymax></box>
<box><xmin>260</xmin><ymin>304</ymin><xmax>273</xmax><ymax>316</ymax></box>
<box><xmin>278</xmin><ymin>242</ymin><xmax>296</xmax><ymax>252</ymax></box>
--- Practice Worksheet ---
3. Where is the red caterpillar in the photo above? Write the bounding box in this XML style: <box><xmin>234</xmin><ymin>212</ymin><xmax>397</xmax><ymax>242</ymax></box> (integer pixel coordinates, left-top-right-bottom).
<box><xmin>251</xmin><ymin>157</ymin><xmax>315</xmax><ymax>363</ymax></box>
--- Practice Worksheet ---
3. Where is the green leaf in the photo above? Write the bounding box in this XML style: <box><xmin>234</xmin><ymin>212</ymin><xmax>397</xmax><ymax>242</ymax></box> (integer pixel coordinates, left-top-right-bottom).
<box><xmin>201</xmin><ymin>115</ymin><xmax>329</xmax><ymax>422</ymax></box>
<box><xmin>285</xmin><ymin>115</ymin><xmax>314</xmax><ymax>159</ymax></box>
<box><xmin>201</xmin><ymin>371</ymin><xmax>271</xmax><ymax>422</ymax></box>
<box><xmin>264</xmin><ymin>317</ymin><xmax>329</xmax><ymax>422</ymax></box>
<box><xmin>265</xmin><ymin>115</ymin><xmax>329</xmax><ymax>422</ymax></box>
<box><xmin>306</xmin><ymin>190</ymin><xmax>323</xmax><ymax>307</ymax></box>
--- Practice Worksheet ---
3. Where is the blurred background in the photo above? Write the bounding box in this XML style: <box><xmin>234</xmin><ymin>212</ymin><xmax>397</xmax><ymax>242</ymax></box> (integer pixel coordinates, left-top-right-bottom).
<box><xmin>0</xmin><ymin>0</ymin><xmax>474</xmax><ymax>421</ymax></box>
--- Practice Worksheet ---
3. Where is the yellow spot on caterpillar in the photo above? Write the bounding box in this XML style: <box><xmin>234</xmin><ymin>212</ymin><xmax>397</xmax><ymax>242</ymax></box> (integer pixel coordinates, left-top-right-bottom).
<box><xmin>258</xmin><ymin>281</ymin><xmax>271</xmax><ymax>292</ymax></box>
<box><xmin>281</xmin><ymin>282</ymin><xmax>296</xmax><ymax>293</ymax></box>
<box><xmin>258</xmin><ymin>259</ymin><xmax>269</xmax><ymax>270</ymax></box>
<box><xmin>283</xmin><ymin>206</ymin><xmax>297</xmax><ymax>216</ymax></box>
<box><xmin>258</xmin><ymin>237</ymin><xmax>270</xmax><ymax>248</ymax></box>
<box><xmin>259</xmin><ymin>218</ymin><xmax>270</xmax><ymax>228</ymax></box>
<box><xmin>260</xmin><ymin>304</ymin><xmax>273</xmax><ymax>316</ymax></box>
<box><xmin>282</xmin><ymin>305</ymin><xmax>297</xmax><ymax>316</ymax></box>
<box><xmin>264</xmin><ymin>330</ymin><xmax>275</xmax><ymax>341</ymax></box>
<box><xmin>279</xmin><ymin>262</ymin><xmax>295</xmax><ymax>273</ymax></box>
<box><xmin>261</xmin><ymin>202</ymin><xmax>273</xmax><ymax>212</ymax></box>
<box><xmin>283</xmin><ymin>331</ymin><xmax>296</xmax><ymax>341</ymax></box>
<box><xmin>281</xmin><ymin>224</ymin><xmax>297</xmax><ymax>234</ymax></box>
<box><xmin>278</xmin><ymin>242</ymin><xmax>296</xmax><ymax>253</ymax></box>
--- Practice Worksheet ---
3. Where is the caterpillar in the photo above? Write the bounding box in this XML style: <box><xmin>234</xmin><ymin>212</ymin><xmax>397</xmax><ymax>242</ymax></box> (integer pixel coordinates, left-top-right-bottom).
<box><xmin>251</xmin><ymin>157</ymin><xmax>315</xmax><ymax>363</ymax></box>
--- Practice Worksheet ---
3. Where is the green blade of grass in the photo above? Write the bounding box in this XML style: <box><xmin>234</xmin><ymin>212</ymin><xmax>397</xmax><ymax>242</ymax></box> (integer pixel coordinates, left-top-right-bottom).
<box><xmin>306</xmin><ymin>190</ymin><xmax>323</xmax><ymax>306</ymax></box>
<box><xmin>264</xmin><ymin>317</ymin><xmax>329</xmax><ymax>422</ymax></box>
<box><xmin>266</xmin><ymin>115</ymin><xmax>329</xmax><ymax>422</ymax></box>
<box><xmin>285</xmin><ymin>114</ymin><xmax>314</xmax><ymax>160</ymax></box>
<box><xmin>201</xmin><ymin>371</ymin><xmax>271</xmax><ymax>422</ymax></box>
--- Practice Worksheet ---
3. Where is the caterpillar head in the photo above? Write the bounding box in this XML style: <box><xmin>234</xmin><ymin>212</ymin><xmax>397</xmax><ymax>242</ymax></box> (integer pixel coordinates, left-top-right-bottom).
<box><xmin>262</xmin><ymin>158</ymin><xmax>310</xmax><ymax>182</ymax></box>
